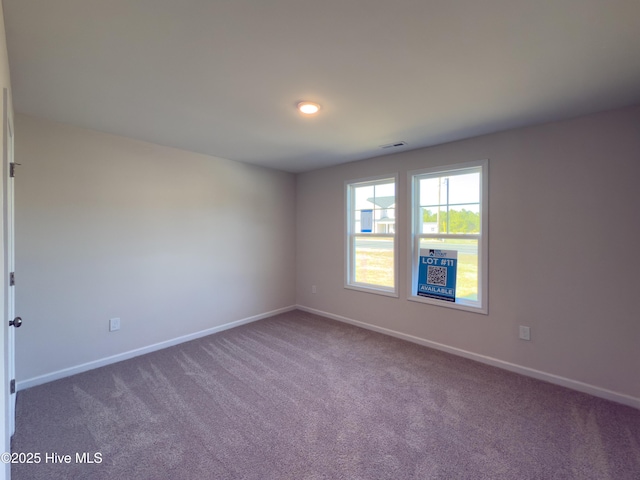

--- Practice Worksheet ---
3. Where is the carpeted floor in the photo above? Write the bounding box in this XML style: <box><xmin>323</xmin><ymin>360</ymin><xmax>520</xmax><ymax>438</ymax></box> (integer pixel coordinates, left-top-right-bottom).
<box><xmin>11</xmin><ymin>310</ymin><xmax>640</xmax><ymax>479</ymax></box>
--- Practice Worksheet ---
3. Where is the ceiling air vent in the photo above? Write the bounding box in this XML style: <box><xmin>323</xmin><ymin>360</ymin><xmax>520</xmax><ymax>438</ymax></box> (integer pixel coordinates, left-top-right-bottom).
<box><xmin>380</xmin><ymin>141</ymin><xmax>407</xmax><ymax>149</ymax></box>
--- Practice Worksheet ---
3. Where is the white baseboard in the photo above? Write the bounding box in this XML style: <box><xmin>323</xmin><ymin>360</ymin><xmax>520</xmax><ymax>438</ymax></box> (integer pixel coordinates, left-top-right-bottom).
<box><xmin>297</xmin><ymin>305</ymin><xmax>640</xmax><ymax>410</ymax></box>
<box><xmin>17</xmin><ymin>305</ymin><xmax>297</xmax><ymax>391</ymax></box>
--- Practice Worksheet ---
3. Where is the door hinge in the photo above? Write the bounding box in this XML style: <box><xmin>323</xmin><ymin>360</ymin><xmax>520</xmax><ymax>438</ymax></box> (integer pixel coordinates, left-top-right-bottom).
<box><xmin>10</xmin><ymin>379</ymin><xmax>15</xmax><ymax>394</ymax></box>
<box><xmin>9</xmin><ymin>162</ymin><xmax>21</xmax><ymax>178</ymax></box>
<box><xmin>9</xmin><ymin>272</ymin><xmax>14</xmax><ymax>286</ymax></box>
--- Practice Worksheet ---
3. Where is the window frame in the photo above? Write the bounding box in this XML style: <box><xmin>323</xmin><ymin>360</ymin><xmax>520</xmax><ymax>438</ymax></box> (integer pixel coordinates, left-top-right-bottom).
<box><xmin>408</xmin><ymin>160</ymin><xmax>488</xmax><ymax>314</ymax></box>
<box><xmin>345</xmin><ymin>174</ymin><xmax>399</xmax><ymax>297</ymax></box>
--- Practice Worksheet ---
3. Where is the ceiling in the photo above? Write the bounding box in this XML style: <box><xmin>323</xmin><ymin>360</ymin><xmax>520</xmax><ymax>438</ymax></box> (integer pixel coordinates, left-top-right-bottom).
<box><xmin>4</xmin><ymin>0</ymin><xmax>640</xmax><ymax>173</ymax></box>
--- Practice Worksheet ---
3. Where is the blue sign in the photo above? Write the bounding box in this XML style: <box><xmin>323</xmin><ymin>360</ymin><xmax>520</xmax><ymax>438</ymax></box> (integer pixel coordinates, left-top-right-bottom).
<box><xmin>417</xmin><ymin>249</ymin><xmax>457</xmax><ymax>302</ymax></box>
<box><xmin>361</xmin><ymin>209</ymin><xmax>373</xmax><ymax>233</ymax></box>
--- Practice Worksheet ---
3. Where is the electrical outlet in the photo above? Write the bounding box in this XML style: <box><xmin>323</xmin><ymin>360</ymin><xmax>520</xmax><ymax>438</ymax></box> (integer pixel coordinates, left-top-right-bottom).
<box><xmin>312</xmin><ymin>285</ymin><xmax>317</xmax><ymax>294</ymax></box>
<box><xmin>519</xmin><ymin>325</ymin><xmax>531</xmax><ymax>341</ymax></box>
<box><xmin>109</xmin><ymin>317</ymin><xmax>121</xmax><ymax>332</ymax></box>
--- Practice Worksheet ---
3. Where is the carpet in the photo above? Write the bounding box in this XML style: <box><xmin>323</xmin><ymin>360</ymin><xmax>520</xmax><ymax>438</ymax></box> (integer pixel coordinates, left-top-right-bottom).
<box><xmin>11</xmin><ymin>310</ymin><xmax>640</xmax><ymax>479</ymax></box>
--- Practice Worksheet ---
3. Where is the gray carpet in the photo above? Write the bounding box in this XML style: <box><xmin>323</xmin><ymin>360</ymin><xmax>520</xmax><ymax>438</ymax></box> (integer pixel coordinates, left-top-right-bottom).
<box><xmin>11</xmin><ymin>310</ymin><xmax>640</xmax><ymax>479</ymax></box>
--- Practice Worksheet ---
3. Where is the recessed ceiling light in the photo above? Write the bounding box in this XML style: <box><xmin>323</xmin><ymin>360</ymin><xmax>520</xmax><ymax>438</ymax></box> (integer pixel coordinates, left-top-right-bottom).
<box><xmin>297</xmin><ymin>101</ymin><xmax>321</xmax><ymax>115</ymax></box>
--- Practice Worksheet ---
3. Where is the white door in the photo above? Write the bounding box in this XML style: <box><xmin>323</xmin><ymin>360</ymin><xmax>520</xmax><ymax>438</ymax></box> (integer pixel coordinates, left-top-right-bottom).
<box><xmin>3</xmin><ymin>87</ymin><xmax>17</xmax><ymax>443</ymax></box>
<box><xmin>4</xmin><ymin>98</ymin><xmax>16</xmax><ymax>436</ymax></box>
<box><xmin>0</xmin><ymin>87</ymin><xmax>12</xmax><ymax>480</ymax></box>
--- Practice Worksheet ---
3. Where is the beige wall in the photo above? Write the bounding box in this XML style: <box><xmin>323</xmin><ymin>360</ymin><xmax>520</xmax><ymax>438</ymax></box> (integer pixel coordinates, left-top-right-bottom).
<box><xmin>15</xmin><ymin>114</ymin><xmax>296</xmax><ymax>382</ymax></box>
<box><xmin>296</xmin><ymin>105</ymin><xmax>640</xmax><ymax>402</ymax></box>
<box><xmin>9</xmin><ymin>96</ymin><xmax>640</xmax><ymax>404</ymax></box>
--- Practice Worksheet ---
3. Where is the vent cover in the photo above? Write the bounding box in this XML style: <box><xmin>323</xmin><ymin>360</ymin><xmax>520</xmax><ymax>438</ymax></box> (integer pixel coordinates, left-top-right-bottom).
<box><xmin>380</xmin><ymin>141</ymin><xmax>407</xmax><ymax>149</ymax></box>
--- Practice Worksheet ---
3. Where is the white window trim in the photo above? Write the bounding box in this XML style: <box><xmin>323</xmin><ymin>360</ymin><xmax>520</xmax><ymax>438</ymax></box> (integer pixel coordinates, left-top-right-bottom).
<box><xmin>407</xmin><ymin>160</ymin><xmax>488</xmax><ymax>314</ymax></box>
<box><xmin>345</xmin><ymin>173</ymin><xmax>399</xmax><ymax>297</ymax></box>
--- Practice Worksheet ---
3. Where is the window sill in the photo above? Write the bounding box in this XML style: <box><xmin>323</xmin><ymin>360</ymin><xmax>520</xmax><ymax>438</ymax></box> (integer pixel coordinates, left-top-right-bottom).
<box><xmin>407</xmin><ymin>294</ymin><xmax>487</xmax><ymax>314</ymax></box>
<box><xmin>345</xmin><ymin>284</ymin><xmax>399</xmax><ymax>298</ymax></box>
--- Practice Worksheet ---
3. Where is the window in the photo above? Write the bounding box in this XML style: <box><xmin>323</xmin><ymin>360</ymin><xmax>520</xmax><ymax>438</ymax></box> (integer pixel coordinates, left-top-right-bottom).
<box><xmin>409</xmin><ymin>160</ymin><xmax>488</xmax><ymax>313</ymax></box>
<box><xmin>345</xmin><ymin>175</ymin><xmax>397</xmax><ymax>296</ymax></box>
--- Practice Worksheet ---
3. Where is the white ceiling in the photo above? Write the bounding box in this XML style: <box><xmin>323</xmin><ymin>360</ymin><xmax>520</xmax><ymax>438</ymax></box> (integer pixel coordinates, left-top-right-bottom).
<box><xmin>4</xmin><ymin>0</ymin><xmax>640</xmax><ymax>173</ymax></box>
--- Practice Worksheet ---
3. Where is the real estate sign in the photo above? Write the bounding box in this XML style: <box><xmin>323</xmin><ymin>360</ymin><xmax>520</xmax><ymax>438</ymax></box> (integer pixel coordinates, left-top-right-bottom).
<box><xmin>417</xmin><ymin>249</ymin><xmax>457</xmax><ymax>302</ymax></box>
<box><xmin>360</xmin><ymin>209</ymin><xmax>373</xmax><ymax>233</ymax></box>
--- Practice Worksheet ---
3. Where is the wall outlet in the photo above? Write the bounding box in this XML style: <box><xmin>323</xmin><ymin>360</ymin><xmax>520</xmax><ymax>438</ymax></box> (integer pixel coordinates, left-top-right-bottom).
<box><xmin>109</xmin><ymin>317</ymin><xmax>121</xmax><ymax>332</ymax></box>
<box><xmin>311</xmin><ymin>285</ymin><xmax>317</xmax><ymax>294</ymax></box>
<box><xmin>519</xmin><ymin>325</ymin><xmax>531</xmax><ymax>341</ymax></box>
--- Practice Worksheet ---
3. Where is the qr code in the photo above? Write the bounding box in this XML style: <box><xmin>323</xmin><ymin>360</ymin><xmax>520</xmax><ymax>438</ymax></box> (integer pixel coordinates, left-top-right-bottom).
<box><xmin>427</xmin><ymin>266</ymin><xmax>447</xmax><ymax>286</ymax></box>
